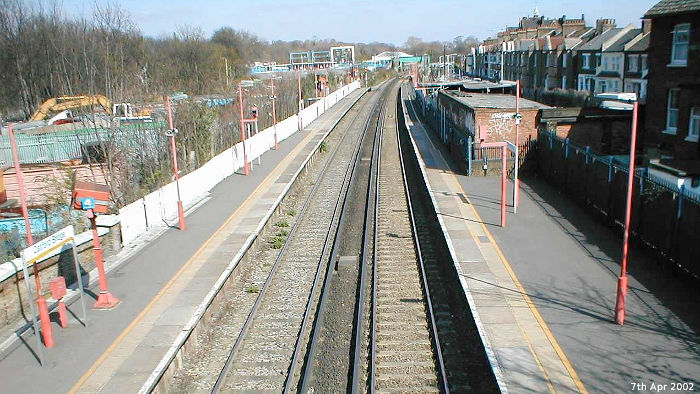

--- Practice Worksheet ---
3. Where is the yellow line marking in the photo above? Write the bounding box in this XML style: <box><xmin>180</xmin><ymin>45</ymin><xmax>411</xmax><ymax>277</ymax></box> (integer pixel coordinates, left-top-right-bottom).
<box><xmin>404</xmin><ymin>103</ymin><xmax>586</xmax><ymax>393</ymax></box>
<box><xmin>68</xmin><ymin>103</ymin><xmax>346</xmax><ymax>393</ymax></box>
<box><xmin>454</xmin><ymin>179</ymin><xmax>588</xmax><ymax>394</ymax></box>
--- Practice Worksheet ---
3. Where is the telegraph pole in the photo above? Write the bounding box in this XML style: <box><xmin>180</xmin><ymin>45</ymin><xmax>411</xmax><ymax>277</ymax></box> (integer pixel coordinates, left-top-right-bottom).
<box><xmin>270</xmin><ymin>78</ymin><xmax>279</xmax><ymax>150</ymax></box>
<box><xmin>165</xmin><ymin>96</ymin><xmax>186</xmax><ymax>230</ymax></box>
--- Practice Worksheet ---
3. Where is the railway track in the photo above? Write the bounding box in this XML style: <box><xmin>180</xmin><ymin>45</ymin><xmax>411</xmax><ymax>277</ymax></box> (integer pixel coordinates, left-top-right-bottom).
<box><xmin>367</xmin><ymin>83</ymin><xmax>448</xmax><ymax>393</ymax></box>
<box><xmin>210</xmin><ymin>83</ymin><xmax>387</xmax><ymax>392</ymax></box>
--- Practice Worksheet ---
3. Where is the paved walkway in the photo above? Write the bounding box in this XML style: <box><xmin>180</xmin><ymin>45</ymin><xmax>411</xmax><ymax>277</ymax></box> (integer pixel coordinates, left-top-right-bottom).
<box><xmin>402</xmin><ymin>92</ymin><xmax>700</xmax><ymax>393</ymax></box>
<box><xmin>0</xmin><ymin>88</ymin><xmax>365</xmax><ymax>394</ymax></box>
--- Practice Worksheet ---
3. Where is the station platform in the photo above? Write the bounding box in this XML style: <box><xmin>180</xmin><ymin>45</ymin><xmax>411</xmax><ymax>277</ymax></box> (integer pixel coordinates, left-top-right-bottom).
<box><xmin>402</xmin><ymin>93</ymin><xmax>700</xmax><ymax>393</ymax></box>
<box><xmin>0</xmin><ymin>87</ymin><xmax>366</xmax><ymax>394</ymax></box>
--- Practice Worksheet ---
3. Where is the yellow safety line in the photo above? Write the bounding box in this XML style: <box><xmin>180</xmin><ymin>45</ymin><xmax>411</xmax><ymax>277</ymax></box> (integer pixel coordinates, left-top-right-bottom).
<box><xmin>69</xmin><ymin>106</ymin><xmax>343</xmax><ymax>393</ymax></box>
<box><xmin>454</xmin><ymin>179</ymin><xmax>589</xmax><ymax>394</ymax></box>
<box><xmin>404</xmin><ymin>103</ymin><xmax>586</xmax><ymax>393</ymax></box>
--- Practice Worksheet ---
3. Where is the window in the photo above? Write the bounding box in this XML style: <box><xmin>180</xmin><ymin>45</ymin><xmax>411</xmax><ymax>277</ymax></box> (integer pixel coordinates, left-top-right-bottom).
<box><xmin>666</xmin><ymin>89</ymin><xmax>680</xmax><ymax>133</ymax></box>
<box><xmin>582</xmin><ymin>53</ymin><xmax>591</xmax><ymax>69</ymax></box>
<box><xmin>595</xmin><ymin>53</ymin><xmax>602</xmax><ymax>67</ymax></box>
<box><xmin>612</xmin><ymin>57</ymin><xmax>621</xmax><ymax>71</ymax></box>
<box><xmin>689</xmin><ymin>107</ymin><xmax>700</xmax><ymax>141</ymax></box>
<box><xmin>641</xmin><ymin>54</ymin><xmax>648</xmax><ymax>71</ymax></box>
<box><xmin>562</xmin><ymin>76</ymin><xmax>567</xmax><ymax>89</ymax></box>
<box><xmin>671</xmin><ymin>23</ymin><xmax>690</xmax><ymax>65</ymax></box>
<box><xmin>600</xmin><ymin>80</ymin><xmax>608</xmax><ymax>93</ymax></box>
<box><xmin>628</xmin><ymin>55</ymin><xmax>639</xmax><ymax>72</ymax></box>
<box><xmin>562</xmin><ymin>53</ymin><xmax>568</xmax><ymax>68</ymax></box>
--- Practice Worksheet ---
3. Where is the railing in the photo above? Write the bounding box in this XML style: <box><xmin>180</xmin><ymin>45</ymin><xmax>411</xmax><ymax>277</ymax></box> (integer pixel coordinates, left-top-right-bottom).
<box><xmin>0</xmin><ymin>123</ymin><xmax>164</xmax><ymax>166</ymax></box>
<box><xmin>538</xmin><ymin>130</ymin><xmax>700</xmax><ymax>281</ymax></box>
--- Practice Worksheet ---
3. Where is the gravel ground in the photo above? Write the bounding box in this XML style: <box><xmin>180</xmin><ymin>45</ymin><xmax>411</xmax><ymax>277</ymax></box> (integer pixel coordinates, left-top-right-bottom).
<box><xmin>166</xmin><ymin>93</ymin><xmax>373</xmax><ymax>392</ymax></box>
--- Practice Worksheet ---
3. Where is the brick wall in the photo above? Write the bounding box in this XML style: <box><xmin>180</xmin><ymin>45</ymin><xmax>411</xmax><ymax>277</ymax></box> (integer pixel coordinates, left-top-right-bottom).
<box><xmin>475</xmin><ymin>108</ymin><xmax>540</xmax><ymax>144</ymax></box>
<box><xmin>644</xmin><ymin>12</ymin><xmax>700</xmax><ymax>159</ymax></box>
<box><xmin>3</xmin><ymin>164</ymin><xmax>111</xmax><ymax>207</ymax></box>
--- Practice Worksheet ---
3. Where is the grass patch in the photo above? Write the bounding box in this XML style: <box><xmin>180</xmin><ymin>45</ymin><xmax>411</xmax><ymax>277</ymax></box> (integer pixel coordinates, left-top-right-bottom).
<box><xmin>271</xmin><ymin>236</ymin><xmax>285</xmax><ymax>249</ymax></box>
<box><xmin>275</xmin><ymin>219</ymin><xmax>289</xmax><ymax>228</ymax></box>
<box><xmin>286</xmin><ymin>209</ymin><xmax>296</xmax><ymax>217</ymax></box>
<box><xmin>246</xmin><ymin>284</ymin><xmax>261</xmax><ymax>293</ymax></box>
<box><xmin>276</xmin><ymin>229</ymin><xmax>289</xmax><ymax>237</ymax></box>
<box><xmin>319</xmin><ymin>141</ymin><xmax>328</xmax><ymax>153</ymax></box>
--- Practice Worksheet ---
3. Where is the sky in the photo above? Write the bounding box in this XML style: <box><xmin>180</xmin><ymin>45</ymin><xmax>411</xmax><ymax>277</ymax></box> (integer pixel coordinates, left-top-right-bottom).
<box><xmin>60</xmin><ymin>0</ymin><xmax>660</xmax><ymax>45</ymax></box>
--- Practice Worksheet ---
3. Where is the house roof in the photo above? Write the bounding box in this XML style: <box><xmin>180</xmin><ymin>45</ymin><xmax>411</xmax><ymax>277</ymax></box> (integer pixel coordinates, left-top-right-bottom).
<box><xmin>645</xmin><ymin>0</ymin><xmax>700</xmax><ymax>17</ymax></box>
<box><xmin>606</xmin><ymin>29</ymin><xmax>641</xmax><ymax>51</ymax></box>
<box><xmin>627</xmin><ymin>33</ymin><xmax>650</xmax><ymax>52</ymax></box>
<box><xmin>442</xmin><ymin>91</ymin><xmax>550</xmax><ymax>110</ymax></box>
<box><xmin>577</xmin><ymin>28</ymin><xmax>622</xmax><ymax>51</ymax></box>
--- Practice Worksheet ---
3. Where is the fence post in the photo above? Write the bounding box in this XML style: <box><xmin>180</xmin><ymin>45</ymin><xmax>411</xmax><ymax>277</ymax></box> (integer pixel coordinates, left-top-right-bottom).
<box><xmin>467</xmin><ymin>135</ymin><xmax>473</xmax><ymax>176</ymax></box>
<box><xmin>607</xmin><ymin>157</ymin><xmax>615</xmax><ymax>224</ymax></box>
<box><xmin>672</xmin><ymin>185</ymin><xmax>685</xmax><ymax>268</ymax></box>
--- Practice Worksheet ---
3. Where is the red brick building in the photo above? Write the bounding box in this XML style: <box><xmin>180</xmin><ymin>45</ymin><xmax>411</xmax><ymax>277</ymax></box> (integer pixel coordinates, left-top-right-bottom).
<box><xmin>644</xmin><ymin>0</ymin><xmax>700</xmax><ymax>165</ymax></box>
<box><xmin>437</xmin><ymin>90</ymin><xmax>549</xmax><ymax>144</ymax></box>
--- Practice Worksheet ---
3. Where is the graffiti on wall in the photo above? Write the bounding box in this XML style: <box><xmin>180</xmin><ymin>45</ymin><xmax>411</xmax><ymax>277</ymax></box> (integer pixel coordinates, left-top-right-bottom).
<box><xmin>486</xmin><ymin>112</ymin><xmax>515</xmax><ymax>139</ymax></box>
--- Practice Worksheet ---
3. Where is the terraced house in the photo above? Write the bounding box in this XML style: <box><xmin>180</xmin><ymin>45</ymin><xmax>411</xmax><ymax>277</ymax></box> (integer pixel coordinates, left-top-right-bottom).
<box><xmin>643</xmin><ymin>0</ymin><xmax>700</xmax><ymax>184</ymax></box>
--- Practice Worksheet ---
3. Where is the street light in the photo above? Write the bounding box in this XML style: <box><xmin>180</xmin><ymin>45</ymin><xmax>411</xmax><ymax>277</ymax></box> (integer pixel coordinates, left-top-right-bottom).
<box><xmin>269</xmin><ymin>77</ymin><xmax>279</xmax><ymax>150</ymax></box>
<box><xmin>165</xmin><ymin>96</ymin><xmax>186</xmax><ymax>230</ymax></box>
<box><xmin>615</xmin><ymin>101</ymin><xmax>640</xmax><ymax>325</ymax></box>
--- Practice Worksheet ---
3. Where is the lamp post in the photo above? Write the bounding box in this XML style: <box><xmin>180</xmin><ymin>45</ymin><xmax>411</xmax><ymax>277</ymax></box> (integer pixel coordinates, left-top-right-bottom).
<box><xmin>9</xmin><ymin>124</ymin><xmax>53</xmax><ymax>347</ymax></box>
<box><xmin>270</xmin><ymin>78</ymin><xmax>279</xmax><ymax>150</ymax></box>
<box><xmin>238</xmin><ymin>84</ymin><xmax>250</xmax><ymax>175</ymax></box>
<box><xmin>514</xmin><ymin>80</ymin><xmax>521</xmax><ymax>209</ymax></box>
<box><xmin>615</xmin><ymin>101</ymin><xmax>639</xmax><ymax>325</ymax></box>
<box><xmin>165</xmin><ymin>96</ymin><xmax>186</xmax><ymax>230</ymax></box>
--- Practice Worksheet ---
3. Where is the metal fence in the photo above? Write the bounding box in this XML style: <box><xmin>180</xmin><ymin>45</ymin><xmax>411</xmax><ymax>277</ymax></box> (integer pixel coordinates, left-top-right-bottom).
<box><xmin>538</xmin><ymin>130</ymin><xmax>700</xmax><ymax>281</ymax></box>
<box><xmin>0</xmin><ymin>122</ymin><xmax>165</xmax><ymax>166</ymax></box>
<box><xmin>413</xmin><ymin>90</ymin><xmax>533</xmax><ymax>176</ymax></box>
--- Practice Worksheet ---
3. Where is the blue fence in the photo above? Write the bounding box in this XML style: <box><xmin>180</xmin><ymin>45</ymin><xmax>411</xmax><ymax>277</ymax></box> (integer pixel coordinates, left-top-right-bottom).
<box><xmin>413</xmin><ymin>90</ymin><xmax>533</xmax><ymax>176</ymax></box>
<box><xmin>538</xmin><ymin>130</ymin><xmax>700</xmax><ymax>280</ymax></box>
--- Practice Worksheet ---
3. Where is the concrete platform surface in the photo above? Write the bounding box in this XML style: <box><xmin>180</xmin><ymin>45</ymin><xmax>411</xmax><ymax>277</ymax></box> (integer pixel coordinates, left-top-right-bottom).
<box><xmin>0</xmin><ymin>87</ymin><xmax>365</xmax><ymax>394</ymax></box>
<box><xmin>403</xmin><ymin>92</ymin><xmax>700</xmax><ymax>393</ymax></box>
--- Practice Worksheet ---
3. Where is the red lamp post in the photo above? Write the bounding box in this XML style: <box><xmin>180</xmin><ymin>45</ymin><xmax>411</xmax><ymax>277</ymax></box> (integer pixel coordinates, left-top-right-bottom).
<box><xmin>9</xmin><ymin>124</ymin><xmax>53</xmax><ymax>347</ymax></box>
<box><xmin>270</xmin><ymin>78</ymin><xmax>279</xmax><ymax>150</ymax></box>
<box><xmin>238</xmin><ymin>84</ymin><xmax>250</xmax><ymax>175</ymax></box>
<box><xmin>615</xmin><ymin>101</ymin><xmax>639</xmax><ymax>325</ymax></box>
<box><xmin>165</xmin><ymin>96</ymin><xmax>186</xmax><ymax>230</ymax></box>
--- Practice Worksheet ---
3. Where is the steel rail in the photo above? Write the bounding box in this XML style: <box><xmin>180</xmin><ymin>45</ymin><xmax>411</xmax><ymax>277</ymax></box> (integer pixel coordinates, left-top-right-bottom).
<box><xmin>211</xmin><ymin>88</ymin><xmax>376</xmax><ymax>393</ymax></box>
<box><xmin>283</xmin><ymin>83</ymin><xmax>389</xmax><ymax>393</ymax></box>
<box><xmin>395</xmin><ymin>88</ymin><xmax>450</xmax><ymax>393</ymax></box>
<box><xmin>298</xmin><ymin>81</ymin><xmax>395</xmax><ymax>394</ymax></box>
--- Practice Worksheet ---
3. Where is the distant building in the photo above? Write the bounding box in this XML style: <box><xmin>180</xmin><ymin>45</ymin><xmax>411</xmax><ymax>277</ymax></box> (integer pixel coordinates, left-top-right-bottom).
<box><xmin>468</xmin><ymin>9</ymin><xmax>650</xmax><ymax>102</ymax></box>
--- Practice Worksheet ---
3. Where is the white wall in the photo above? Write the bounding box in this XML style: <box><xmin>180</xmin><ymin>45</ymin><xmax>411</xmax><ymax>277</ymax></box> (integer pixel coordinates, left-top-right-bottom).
<box><xmin>119</xmin><ymin>81</ymin><xmax>360</xmax><ymax>245</ymax></box>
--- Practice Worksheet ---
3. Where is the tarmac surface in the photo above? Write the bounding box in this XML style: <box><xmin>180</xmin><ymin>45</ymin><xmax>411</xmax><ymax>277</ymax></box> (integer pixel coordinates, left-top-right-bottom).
<box><xmin>0</xmin><ymin>88</ymin><xmax>364</xmax><ymax>393</ymax></box>
<box><xmin>403</xmin><ymin>91</ymin><xmax>700</xmax><ymax>393</ymax></box>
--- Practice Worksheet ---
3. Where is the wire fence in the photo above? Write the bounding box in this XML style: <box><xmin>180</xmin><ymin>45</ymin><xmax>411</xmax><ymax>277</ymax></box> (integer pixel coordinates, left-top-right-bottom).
<box><xmin>0</xmin><ymin>122</ymin><xmax>165</xmax><ymax>166</ymax></box>
<box><xmin>537</xmin><ymin>130</ymin><xmax>700</xmax><ymax>281</ymax></box>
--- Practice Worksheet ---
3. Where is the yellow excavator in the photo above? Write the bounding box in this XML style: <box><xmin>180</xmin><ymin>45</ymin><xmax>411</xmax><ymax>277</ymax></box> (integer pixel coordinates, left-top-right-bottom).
<box><xmin>30</xmin><ymin>95</ymin><xmax>113</xmax><ymax>121</ymax></box>
<box><xmin>30</xmin><ymin>95</ymin><xmax>152</xmax><ymax>123</ymax></box>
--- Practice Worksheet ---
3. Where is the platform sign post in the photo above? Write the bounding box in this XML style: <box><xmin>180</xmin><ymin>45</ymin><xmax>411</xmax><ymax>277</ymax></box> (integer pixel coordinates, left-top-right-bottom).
<box><xmin>21</xmin><ymin>225</ymin><xmax>88</xmax><ymax>365</ymax></box>
<box><xmin>477</xmin><ymin>125</ymin><xmax>520</xmax><ymax>226</ymax></box>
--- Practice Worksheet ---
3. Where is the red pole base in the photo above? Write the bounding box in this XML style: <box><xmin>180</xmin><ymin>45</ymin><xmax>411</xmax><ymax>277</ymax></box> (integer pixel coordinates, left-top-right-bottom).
<box><xmin>177</xmin><ymin>201</ymin><xmax>186</xmax><ymax>230</ymax></box>
<box><xmin>274</xmin><ymin>141</ymin><xmax>279</xmax><ymax>150</ymax></box>
<box><xmin>94</xmin><ymin>291</ymin><xmax>120</xmax><ymax>310</ymax></box>
<box><xmin>614</xmin><ymin>276</ymin><xmax>628</xmax><ymax>325</ymax></box>
<box><xmin>36</xmin><ymin>297</ymin><xmax>54</xmax><ymax>348</ymax></box>
<box><xmin>57</xmin><ymin>301</ymin><xmax>68</xmax><ymax>328</ymax></box>
<box><xmin>244</xmin><ymin>160</ymin><xmax>250</xmax><ymax>176</ymax></box>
